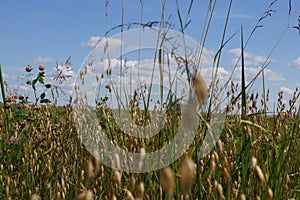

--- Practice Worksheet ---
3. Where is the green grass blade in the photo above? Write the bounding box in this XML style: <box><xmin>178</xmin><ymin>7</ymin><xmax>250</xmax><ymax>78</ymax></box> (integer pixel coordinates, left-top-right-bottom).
<box><xmin>0</xmin><ymin>64</ymin><xmax>6</xmax><ymax>105</ymax></box>
<box><xmin>241</xmin><ymin>26</ymin><xmax>247</xmax><ymax>119</ymax></box>
<box><xmin>0</xmin><ymin>63</ymin><xmax>9</xmax><ymax>132</ymax></box>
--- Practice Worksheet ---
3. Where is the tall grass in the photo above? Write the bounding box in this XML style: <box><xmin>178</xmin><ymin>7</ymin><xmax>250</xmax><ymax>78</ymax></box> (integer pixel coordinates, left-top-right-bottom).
<box><xmin>1</xmin><ymin>0</ymin><xmax>300</xmax><ymax>199</ymax></box>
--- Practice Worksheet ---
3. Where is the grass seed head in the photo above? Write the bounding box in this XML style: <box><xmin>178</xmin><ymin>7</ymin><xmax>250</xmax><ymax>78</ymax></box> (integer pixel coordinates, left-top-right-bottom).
<box><xmin>160</xmin><ymin>167</ymin><xmax>175</xmax><ymax>199</ymax></box>
<box><xmin>267</xmin><ymin>187</ymin><xmax>273</xmax><ymax>200</ymax></box>
<box><xmin>85</xmin><ymin>160</ymin><xmax>94</xmax><ymax>180</ymax></box>
<box><xmin>255</xmin><ymin>165</ymin><xmax>265</xmax><ymax>183</ymax></box>
<box><xmin>250</xmin><ymin>157</ymin><xmax>258</xmax><ymax>171</ymax></box>
<box><xmin>136</xmin><ymin>182</ymin><xmax>145</xmax><ymax>199</ymax></box>
<box><xmin>113</xmin><ymin>170</ymin><xmax>122</xmax><ymax>186</ymax></box>
<box><xmin>125</xmin><ymin>189</ymin><xmax>135</xmax><ymax>200</ymax></box>
<box><xmin>217</xmin><ymin>183</ymin><xmax>224</xmax><ymax>199</ymax></box>
<box><xmin>239</xmin><ymin>194</ymin><xmax>246</xmax><ymax>200</ymax></box>
<box><xmin>191</xmin><ymin>73</ymin><xmax>208</xmax><ymax>105</ymax></box>
<box><xmin>179</xmin><ymin>156</ymin><xmax>195</xmax><ymax>194</ymax></box>
<box><xmin>76</xmin><ymin>190</ymin><xmax>93</xmax><ymax>200</ymax></box>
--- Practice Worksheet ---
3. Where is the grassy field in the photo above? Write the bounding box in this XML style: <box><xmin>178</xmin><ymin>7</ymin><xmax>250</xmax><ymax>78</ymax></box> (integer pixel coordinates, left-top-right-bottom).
<box><xmin>0</xmin><ymin>82</ymin><xmax>300</xmax><ymax>199</ymax></box>
<box><xmin>1</xmin><ymin>1</ymin><xmax>300</xmax><ymax>199</ymax></box>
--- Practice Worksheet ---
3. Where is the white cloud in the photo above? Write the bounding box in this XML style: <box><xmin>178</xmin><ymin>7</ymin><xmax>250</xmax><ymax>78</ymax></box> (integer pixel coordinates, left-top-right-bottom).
<box><xmin>81</xmin><ymin>36</ymin><xmax>101</xmax><ymax>47</ymax></box>
<box><xmin>231</xmin><ymin>67</ymin><xmax>284</xmax><ymax>82</ymax></box>
<box><xmin>280</xmin><ymin>86</ymin><xmax>295</xmax><ymax>95</ymax></box>
<box><xmin>33</xmin><ymin>56</ymin><xmax>54</xmax><ymax>63</ymax></box>
<box><xmin>263</xmin><ymin>69</ymin><xmax>285</xmax><ymax>81</ymax></box>
<box><xmin>287</xmin><ymin>57</ymin><xmax>300</xmax><ymax>69</ymax></box>
<box><xmin>81</xmin><ymin>36</ymin><xmax>122</xmax><ymax>48</ymax></box>
<box><xmin>230</xmin><ymin>13</ymin><xmax>253</xmax><ymax>19</ymax></box>
<box><xmin>228</xmin><ymin>48</ymin><xmax>270</xmax><ymax>67</ymax></box>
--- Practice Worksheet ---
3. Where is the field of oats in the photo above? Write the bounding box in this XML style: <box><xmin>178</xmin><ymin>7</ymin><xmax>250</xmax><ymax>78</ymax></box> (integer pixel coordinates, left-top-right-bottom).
<box><xmin>1</xmin><ymin>1</ymin><xmax>300</xmax><ymax>200</ymax></box>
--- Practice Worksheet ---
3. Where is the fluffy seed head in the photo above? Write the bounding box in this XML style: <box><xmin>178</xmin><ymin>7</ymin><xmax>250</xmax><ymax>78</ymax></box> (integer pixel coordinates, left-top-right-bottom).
<box><xmin>191</xmin><ymin>73</ymin><xmax>208</xmax><ymax>105</ymax></box>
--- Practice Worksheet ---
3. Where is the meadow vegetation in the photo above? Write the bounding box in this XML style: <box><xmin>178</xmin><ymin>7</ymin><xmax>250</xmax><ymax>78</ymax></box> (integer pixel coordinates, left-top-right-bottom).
<box><xmin>1</xmin><ymin>0</ymin><xmax>300</xmax><ymax>199</ymax></box>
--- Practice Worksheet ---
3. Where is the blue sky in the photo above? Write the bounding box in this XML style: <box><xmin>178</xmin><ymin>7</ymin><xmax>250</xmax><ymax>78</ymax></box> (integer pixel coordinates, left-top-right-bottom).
<box><xmin>0</xmin><ymin>0</ymin><xmax>299</xmax><ymax>110</ymax></box>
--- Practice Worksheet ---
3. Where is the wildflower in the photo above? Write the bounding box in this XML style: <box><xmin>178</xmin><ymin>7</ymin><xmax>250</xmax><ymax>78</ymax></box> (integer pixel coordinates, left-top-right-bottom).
<box><xmin>11</xmin><ymin>94</ymin><xmax>18</xmax><ymax>102</ymax></box>
<box><xmin>26</xmin><ymin>65</ymin><xmax>33</xmax><ymax>72</ymax></box>
<box><xmin>35</xmin><ymin>105</ymin><xmax>42</xmax><ymax>111</ymax></box>
<box><xmin>9</xmin><ymin>136</ymin><xmax>19</xmax><ymax>145</ymax></box>
<box><xmin>5</xmin><ymin>96</ymin><xmax>12</xmax><ymax>103</ymax></box>
<box><xmin>39</xmin><ymin>64</ymin><xmax>45</xmax><ymax>71</ymax></box>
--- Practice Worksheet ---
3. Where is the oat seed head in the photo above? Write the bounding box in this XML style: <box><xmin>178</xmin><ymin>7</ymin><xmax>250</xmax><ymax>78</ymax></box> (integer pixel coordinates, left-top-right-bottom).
<box><xmin>160</xmin><ymin>167</ymin><xmax>176</xmax><ymax>199</ymax></box>
<box><xmin>179</xmin><ymin>156</ymin><xmax>195</xmax><ymax>194</ymax></box>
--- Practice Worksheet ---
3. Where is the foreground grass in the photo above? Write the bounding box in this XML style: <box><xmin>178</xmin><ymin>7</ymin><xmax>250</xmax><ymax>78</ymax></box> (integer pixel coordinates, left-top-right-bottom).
<box><xmin>0</xmin><ymin>89</ymin><xmax>299</xmax><ymax>200</ymax></box>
